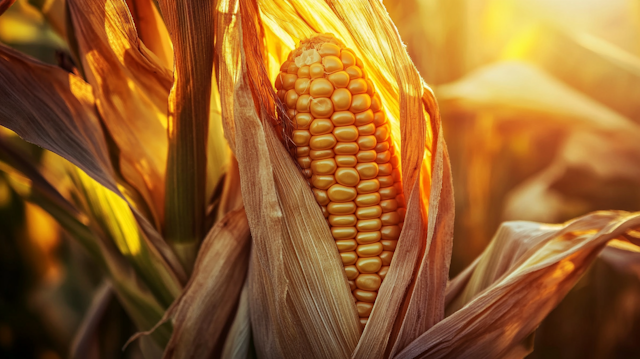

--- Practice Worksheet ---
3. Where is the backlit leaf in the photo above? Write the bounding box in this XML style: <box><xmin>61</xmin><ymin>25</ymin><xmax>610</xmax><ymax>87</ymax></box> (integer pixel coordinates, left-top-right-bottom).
<box><xmin>158</xmin><ymin>0</ymin><xmax>215</xmax><ymax>271</ymax></box>
<box><xmin>394</xmin><ymin>211</ymin><xmax>640</xmax><ymax>358</ymax></box>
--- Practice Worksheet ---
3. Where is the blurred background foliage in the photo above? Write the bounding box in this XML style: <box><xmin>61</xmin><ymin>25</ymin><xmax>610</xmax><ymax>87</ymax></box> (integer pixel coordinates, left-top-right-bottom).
<box><xmin>0</xmin><ymin>0</ymin><xmax>639</xmax><ymax>357</ymax></box>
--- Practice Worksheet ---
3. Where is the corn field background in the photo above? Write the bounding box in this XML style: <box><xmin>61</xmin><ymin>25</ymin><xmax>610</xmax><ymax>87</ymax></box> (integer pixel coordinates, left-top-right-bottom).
<box><xmin>1</xmin><ymin>0</ymin><xmax>640</xmax><ymax>358</ymax></box>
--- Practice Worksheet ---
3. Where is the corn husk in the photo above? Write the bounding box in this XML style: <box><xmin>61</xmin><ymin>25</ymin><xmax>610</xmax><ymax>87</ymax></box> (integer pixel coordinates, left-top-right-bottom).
<box><xmin>160</xmin><ymin>208</ymin><xmax>251</xmax><ymax>358</ymax></box>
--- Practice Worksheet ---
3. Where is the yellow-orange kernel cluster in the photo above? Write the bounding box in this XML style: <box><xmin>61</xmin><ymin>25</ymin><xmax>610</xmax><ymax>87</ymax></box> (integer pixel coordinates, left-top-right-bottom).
<box><xmin>275</xmin><ymin>34</ymin><xmax>406</xmax><ymax>327</ymax></box>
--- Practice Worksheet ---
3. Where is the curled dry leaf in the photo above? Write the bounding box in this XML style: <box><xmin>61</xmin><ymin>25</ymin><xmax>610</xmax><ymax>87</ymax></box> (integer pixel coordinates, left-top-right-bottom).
<box><xmin>124</xmin><ymin>0</ymin><xmax>174</xmax><ymax>70</ymax></box>
<box><xmin>394</xmin><ymin>211</ymin><xmax>640</xmax><ymax>358</ymax></box>
<box><xmin>133</xmin><ymin>207</ymin><xmax>250</xmax><ymax>359</ymax></box>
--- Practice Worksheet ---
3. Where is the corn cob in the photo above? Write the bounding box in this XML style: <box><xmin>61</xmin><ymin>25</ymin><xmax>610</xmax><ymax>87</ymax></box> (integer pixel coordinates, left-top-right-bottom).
<box><xmin>274</xmin><ymin>33</ymin><xmax>406</xmax><ymax>327</ymax></box>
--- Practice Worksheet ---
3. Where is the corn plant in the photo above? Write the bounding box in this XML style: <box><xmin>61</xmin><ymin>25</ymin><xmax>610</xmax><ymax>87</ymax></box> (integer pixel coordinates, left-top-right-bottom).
<box><xmin>0</xmin><ymin>0</ymin><xmax>639</xmax><ymax>358</ymax></box>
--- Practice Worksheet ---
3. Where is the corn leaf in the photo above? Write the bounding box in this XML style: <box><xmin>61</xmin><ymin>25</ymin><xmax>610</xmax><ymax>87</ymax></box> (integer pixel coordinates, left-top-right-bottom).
<box><xmin>161</xmin><ymin>207</ymin><xmax>251</xmax><ymax>358</ymax></box>
<box><xmin>124</xmin><ymin>0</ymin><xmax>173</xmax><ymax>70</ymax></box>
<box><xmin>437</xmin><ymin>61</ymin><xmax>640</xmax><ymax>224</ymax></box>
<box><xmin>502</xmin><ymin>26</ymin><xmax>640</xmax><ymax>122</ymax></box>
<box><xmin>0</xmin><ymin>44</ymin><xmax>186</xmax><ymax>338</ymax></box>
<box><xmin>68</xmin><ymin>0</ymin><xmax>172</xmax><ymax>226</ymax></box>
<box><xmin>26</xmin><ymin>0</ymin><xmax>66</xmax><ymax>39</ymax></box>
<box><xmin>0</xmin><ymin>44</ymin><xmax>187</xmax><ymax>286</ymax></box>
<box><xmin>0</xmin><ymin>43</ymin><xmax>118</xmax><ymax>194</ymax></box>
<box><xmin>206</xmin><ymin>71</ymin><xmax>231</xmax><ymax>212</ymax></box>
<box><xmin>437</xmin><ymin>61</ymin><xmax>635</xmax><ymax>132</ymax></box>
<box><xmin>69</xmin><ymin>282</ymin><xmax>114</xmax><ymax>359</ymax></box>
<box><xmin>66</xmin><ymin>164</ymin><xmax>182</xmax><ymax>308</ymax></box>
<box><xmin>158</xmin><ymin>0</ymin><xmax>215</xmax><ymax>271</ymax></box>
<box><xmin>0</xmin><ymin>136</ymin><xmax>104</xmax><ymax>262</ymax></box>
<box><xmin>394</xmin><ymin>211</ymin><xmax>640</xmax><ymax>358</ymax></box>
<box><xmin>0</xmin><ymin>139</ymin><xmax>173</xmax><ymax>347</ymax></box>
<box><xmin>504</xmin><ymin>129</ymin><xmax>640</xmax><ymax>223</ymax></box>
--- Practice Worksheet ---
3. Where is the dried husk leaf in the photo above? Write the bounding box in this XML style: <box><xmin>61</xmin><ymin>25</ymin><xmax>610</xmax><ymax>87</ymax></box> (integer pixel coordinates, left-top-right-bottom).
<box><xmin>161</xmin><ymin>208</ymin><xmax>251</xmax><ymax>359</ymax></box>
<box><xmin>157</xmin><ymin>0</ymin><xmax>215</xmax><ymax>270</ymax></box>
<box><xmin>386</xmin><ymin>91</ymin><xmax>454</xmax><ymax>357</ymax></box>
<box><xmin>217</xmin><ymin>3</ymin><xmax>361</xmax><ymax>356</ymax></box>
<box><xmin>218</xmin><ymin>0</ymin><xmax>454</xmax><ymax>357</ymax></box>
<box><xmin>215</xmin><ymin>155</ymin><xmax>243</xmax><ymax>221</ymax></box>
<box><xmin>221</xmin><ymin>281</ymin><xmax>254</xmax><ymax>359</ymax></box>
<box><xmin>68</xmin><ymin>0</ymin><xmax>172</xmax><ymax>225</ymax></box>
<box><xmin>394</xmin><ymin>211</ymin><xmax>640</xmax><ymax>358</ymax></box>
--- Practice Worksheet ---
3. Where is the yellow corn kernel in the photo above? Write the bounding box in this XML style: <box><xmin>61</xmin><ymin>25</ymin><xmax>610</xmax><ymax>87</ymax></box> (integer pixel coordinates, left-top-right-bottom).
<box><xmin>276</xmin><ymin>33</ymin><xmax>406</xmax><ymax>326</ymax></box>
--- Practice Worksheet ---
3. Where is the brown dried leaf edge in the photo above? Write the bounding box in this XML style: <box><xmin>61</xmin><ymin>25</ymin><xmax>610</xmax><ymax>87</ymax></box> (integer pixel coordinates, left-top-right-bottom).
<box><xmin>397</xmin><ymin>210</ymin><xmax>640</xmax><ymax>358</ymax></box>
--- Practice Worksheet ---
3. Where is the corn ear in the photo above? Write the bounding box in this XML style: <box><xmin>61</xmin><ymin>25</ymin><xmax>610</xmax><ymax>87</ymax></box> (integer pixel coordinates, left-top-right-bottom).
<box><xmin>217</xmin><ymin>0</ymin><xmax>452</xmax><ymax>357</ymax></box>
<box><xmin>276</xmin><ymin>34</ymin><xmax>406</xmax><ymax>327</ymax></box>
<box><xmin>216</xmin><ymin>2</ymin><xmax>362</xmax><ymax>355</ymax></box>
